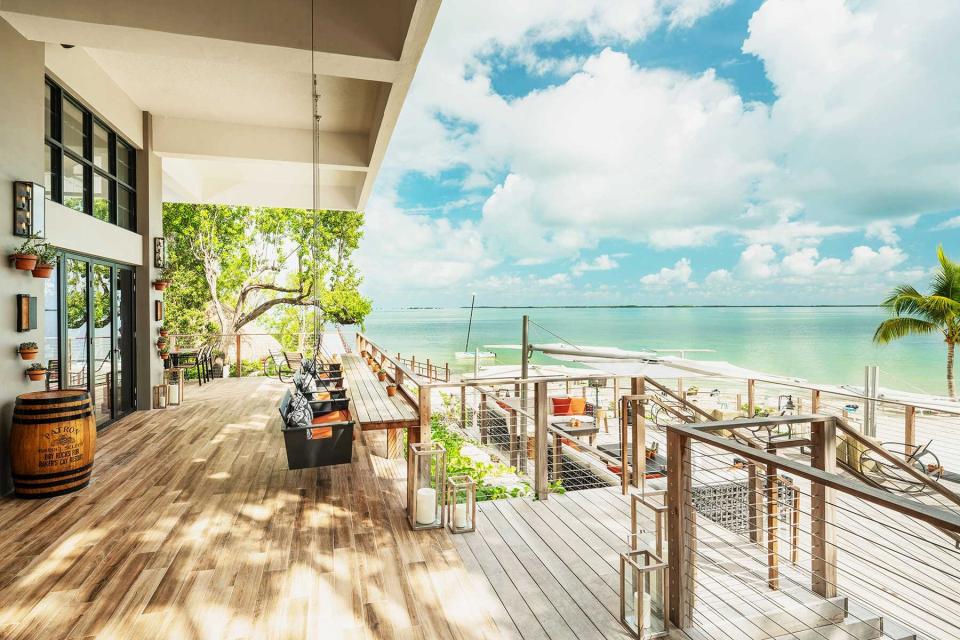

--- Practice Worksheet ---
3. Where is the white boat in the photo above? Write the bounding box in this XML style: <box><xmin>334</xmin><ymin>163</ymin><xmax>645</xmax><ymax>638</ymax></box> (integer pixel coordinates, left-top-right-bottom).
<box><xmin>455</xmin><ymin>350</ymin><xmax>496</xmax><ymax>360</ymax></box>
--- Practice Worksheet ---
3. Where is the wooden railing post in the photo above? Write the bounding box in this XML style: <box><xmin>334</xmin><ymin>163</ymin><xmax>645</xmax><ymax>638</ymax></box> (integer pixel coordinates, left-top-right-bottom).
<box><xmin>631</xmin><ymin>377</ymin><xmax>645</xmax><ymax>491</ymax></box>
<box><xmin>414</xmin><ymin>384</ymin><xmax>431</xmax><ymax>446</ymax></box>
<box><xmin>460</xmin><ymin>385</ymin><xmax>467</xmax><ymax>427</ymax></box>
<box><xmin>811</xmin><ymin>388</ymin><xmax>821</xmax><ymax>413</ymax></box>
<box><xmin>747</xmin><ymin>379</ymin><xmax>756</xmax><ymax>417</ymax></box>
<box><xmin>904</xmin><ymin>405</ymin><xmax>916</xmax><ymax>458</ymax></box>
<box><xmin>667</xmin><ymin>428</ymin><xmax>695</xmax><ymax>629</ymax></box>
<box><xmin>534</xmin><ymin>381</ymin><xmax>549</xmax><ymax>500</ymax></box>
<box><xmin>612</xmin><ymin>378</ymin><xmax>620</xmax><ymax>417</ymax></box>
<box><xmin>766</xmin><ymin>449</ymin><xmax>780</xmax><ymax>590</ymax></box>
<box><xmin>810</xmin><ymin>419</ymin><xmax>838</xmax><ymax>598</ymax></box>
<box><xmin>620</xmin><ymin>396</ymin><xmax>629</xmax><ymax>495</ymax></box>
<box><xmin>748</xmin><ymin>461</ymin><xmax>763</xmax><ymax>545</ymax></box>
<box><xmin>445</xmin><ymin>362</ymin><xmax>450</xmax><ymax>382</ymax></box>
<box><xmin>235</xmin><ymin>334</ymin><xmax>241</xmax><ymax>378</ymax></box>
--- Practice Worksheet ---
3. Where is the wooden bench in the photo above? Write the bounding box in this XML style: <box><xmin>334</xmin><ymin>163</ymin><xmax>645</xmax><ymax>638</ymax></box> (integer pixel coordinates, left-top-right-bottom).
<box><xmin>340</xmin><ymin>353</ymin><xmax>420</xmax><ymax>457</ymax></box>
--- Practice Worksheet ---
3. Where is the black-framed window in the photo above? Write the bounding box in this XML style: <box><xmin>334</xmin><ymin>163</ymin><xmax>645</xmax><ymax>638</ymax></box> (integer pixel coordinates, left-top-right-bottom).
<box><xmin>44</xmin><ymin>78</ymin><xmax>136</xmax><ymax>231</ymax></box>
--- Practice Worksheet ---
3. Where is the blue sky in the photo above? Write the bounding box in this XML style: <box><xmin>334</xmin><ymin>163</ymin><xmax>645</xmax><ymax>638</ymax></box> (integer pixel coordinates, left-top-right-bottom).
<box><xmin>355</xmin><ymin>0</ymin><xmax>960</xmax><ymax>308</ymax></box>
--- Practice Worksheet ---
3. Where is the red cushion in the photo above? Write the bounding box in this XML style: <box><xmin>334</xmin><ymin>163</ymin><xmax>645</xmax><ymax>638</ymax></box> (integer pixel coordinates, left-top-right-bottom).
<box><xmin>308</xmin><ymin>427</ymin><xmax>333</xmax><ymax>440</ymax></box>
<box><xmin>551</xmin><ymin>397</ymin><xmax>572</xmax><ymax>415</ymax></box>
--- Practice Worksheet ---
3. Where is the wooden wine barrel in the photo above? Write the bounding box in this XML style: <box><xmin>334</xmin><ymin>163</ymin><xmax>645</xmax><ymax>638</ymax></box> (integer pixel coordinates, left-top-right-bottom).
<box><xmin>10</xmin><ymin>389</ymin><xmax>96</xmax><ymax>499</ymax></box>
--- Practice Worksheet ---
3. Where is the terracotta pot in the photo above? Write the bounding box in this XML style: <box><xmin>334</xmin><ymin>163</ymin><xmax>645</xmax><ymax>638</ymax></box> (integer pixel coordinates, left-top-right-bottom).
<box><xmin>156</xmin><ymin>340</ymin><xmax>167</xmax><ymax>349</ymax></box>
<box><xmin>160</xmin><ymin>353</ymin><xmax>169</xmax><ymax>360</ymax></box>
<box><xmin>159</xmin><ymin>330</ymin><xmax>169</xmax><ymax>337</ymax></box>
<box><xmin>153</xmin><ymin>280</ymin><xmax>170</xmax><ymax>291</ymax></box>
<box><xmin>31</xmin><ymin>263</ymin><xmax>54</xmax><ymax>278</ymax></box>
<box><xmin>12</xmin><ymin>254</ymin><xmax>38</xmax><ymax>271</ymax></box>
<box><xmin>25</xmin><ymin>369</ymin><xmax>47</xmax><ymax>381</ymax></box>
<box><xmin>377</xmin><ymin>371</ymin><xmax>387</xmax><ymax>382</ymax></box>
<box><xmin>386</xmin><ymin>385</ymin><xmax>397</xmax><ymax>397</ymax></box>
<box><xmin>18</xmin><ymin>348</ymin><xmax>38</xmax><ymax>361</ymax></box>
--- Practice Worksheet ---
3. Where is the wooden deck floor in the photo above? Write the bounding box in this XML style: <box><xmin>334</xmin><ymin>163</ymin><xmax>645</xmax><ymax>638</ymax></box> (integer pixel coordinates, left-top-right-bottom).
<box><xmin>0</xmin><ymin>378</ymin><xmax>506</xmax><ymax>639</ymax></box>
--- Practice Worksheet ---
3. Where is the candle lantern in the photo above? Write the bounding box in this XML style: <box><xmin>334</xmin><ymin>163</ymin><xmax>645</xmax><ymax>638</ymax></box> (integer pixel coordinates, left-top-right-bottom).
<box><xmin>445</xmin><ymin>474</ymin><xmax>476</xmax><ymax>533</ymax></box>
<box><xmin>164</xmin><ymin>368</ymin><xmax>184</xmax><ymax>406</ymax></box>
<box><xmin>619</xmin><ymin>549</ymin><xmax>668</xmax><ymax>638</ymax></box>
<box><xmin>630</xmin><ymin>490</ymin><xmax>667</xmax><ymax>557</ymax></box>
<box><xmin>152</xmin><ymin>384</ymin><xmax>167</xmax><ymax>409</ymax></box>
<box><xmin>13</xmin><ymin>181</ymin><xmax>45</xmax><ymax>237</ymax></box>
<box><xmin>407</xmin><ymin>442</ymin><xmax>446</xmax><ymax>530</ymax></box>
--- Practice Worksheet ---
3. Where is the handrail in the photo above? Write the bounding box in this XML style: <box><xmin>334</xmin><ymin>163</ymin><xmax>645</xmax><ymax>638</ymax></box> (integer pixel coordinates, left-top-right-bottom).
<box><xmin>355</xmin><ymin>332</ymin><xmax>420</xmax><ymax>387</ymax></box>
<box><xmin>668</xmin><ymin>418</ymin><xmax>960</xmax><ymax>533</ymax></box>
<box><xmin>834</xmin><ymin>416</ymin><xmax>960</xmax><ymax>510</ymax></box>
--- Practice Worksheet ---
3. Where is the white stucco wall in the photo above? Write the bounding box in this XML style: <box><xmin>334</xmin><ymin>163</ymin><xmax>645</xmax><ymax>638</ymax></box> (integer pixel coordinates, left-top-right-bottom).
<box><xmin>0</xmin><ymin>20</ymin><xmax>47</xmax><ymax>495</ymax></box>
<box><xmin>45</xmin><ymin>200</ymin><xmax>144</xmax><ymax>266</ymax></box>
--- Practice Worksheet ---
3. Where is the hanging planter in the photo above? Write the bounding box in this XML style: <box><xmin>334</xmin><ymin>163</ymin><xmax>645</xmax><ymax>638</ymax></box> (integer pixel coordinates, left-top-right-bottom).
<box><xmin>11</xmin><ymin>253</ymin><xmax>38</xmax><ymax>271</ymax></box>
<box><xmin>31</xmin><ymin>263</ymin><xmax>54</xmax><ymax>278</ymax></box>
<box><xmin>153</xmin><ymin>279</ymin><xmax>171</xmax><ymax>291</ymax></box>
<box><xmin>25</xmin><ymin>364</ymin><xmax>47</xmax><ymax>381</ymax></box>
<box><xmin>18</xmin><ymin>342</ymin><xmax>38</xmax><ymax>360</ymax></box>
<box><xmin>158</xmin><ymin>327</ymin><xmax>169</xmax><ymax>338</ymax></box>
<box><xmin>30</xmin><ymin>244</ymin><xmax>57</xmax><ymax>278</ymax></box>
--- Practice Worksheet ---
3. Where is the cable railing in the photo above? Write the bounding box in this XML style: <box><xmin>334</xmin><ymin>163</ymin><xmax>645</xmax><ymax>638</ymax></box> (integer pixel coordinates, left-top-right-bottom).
<box><xmin>659</xmin><ymin>416</ymin><xmax>960</xmax><ymax>639</ymax></box>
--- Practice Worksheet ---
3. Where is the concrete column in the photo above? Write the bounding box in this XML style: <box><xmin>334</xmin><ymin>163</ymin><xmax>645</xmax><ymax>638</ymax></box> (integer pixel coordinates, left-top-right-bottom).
<box><xmin>0</xmin><ymin>21</ymin><xmax>46</xmax><ymax>494</ymax></box>
<box><xmin>135</xmin><ymin>112</ymin><xmax>165</xmax><ymax>409</ymax></box>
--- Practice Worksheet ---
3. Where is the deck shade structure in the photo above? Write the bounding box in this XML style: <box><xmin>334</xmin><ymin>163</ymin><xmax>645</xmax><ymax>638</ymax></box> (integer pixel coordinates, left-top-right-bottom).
<box><xmin>620</xmin><ymin>549</ymin><xmax>669</xmax><ymax>639</ymax></box>
<box><xmin>407</xmin><ymin>442</ymin><xmax>446</xmax><ymax>530</ymax></box>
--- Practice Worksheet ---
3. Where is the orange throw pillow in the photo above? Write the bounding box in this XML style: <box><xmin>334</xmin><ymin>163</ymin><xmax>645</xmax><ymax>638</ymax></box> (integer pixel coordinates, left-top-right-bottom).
<box><xmin>312</xmin><ymin>410</ymin><xmax>349</xmax><ymax>425</ymax></box>
<box><xmin>551</xmin><ymin>397</ymin><xmax>572</xmax><ymax>415</ymax></box>
<box><xmin>568</xmin><ymin>398</ymin><xmax>586</xmax><ymax>415</ymax></box>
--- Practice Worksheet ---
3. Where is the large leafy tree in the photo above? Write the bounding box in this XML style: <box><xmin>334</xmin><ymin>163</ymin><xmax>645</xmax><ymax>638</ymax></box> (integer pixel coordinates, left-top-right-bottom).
<box><xmin>162</xmin><ymin>203</ymin><xmax>371</xmax><ymax>346</ymax></box>
<box><xmin>874</xmin><ymin>245</ymin><xmax>960</xmax><ymax>398</ymax></box>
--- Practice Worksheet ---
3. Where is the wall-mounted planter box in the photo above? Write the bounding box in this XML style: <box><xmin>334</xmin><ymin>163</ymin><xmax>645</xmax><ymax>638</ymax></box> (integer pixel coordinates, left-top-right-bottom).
<box><xmin>31</xmin><ymin>263</ymin><xmax>54</xmax><ymax>278</ymax></box>
<box><xmin>25</xmin><ymin>367</ymin><xmax>47</xmax><ymax>381</ymax></box>
<box><xmin>153</xmin><ymin>280</ymin><xmax>171</xmax><ymax>291</ymax></box>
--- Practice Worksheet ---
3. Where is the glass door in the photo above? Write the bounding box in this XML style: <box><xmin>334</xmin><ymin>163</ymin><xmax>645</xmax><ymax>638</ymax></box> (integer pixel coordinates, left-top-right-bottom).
<box><xmin>59</xmin><ymin>255</ymin><xmax>136</xmax><ymax>428</ymax></box>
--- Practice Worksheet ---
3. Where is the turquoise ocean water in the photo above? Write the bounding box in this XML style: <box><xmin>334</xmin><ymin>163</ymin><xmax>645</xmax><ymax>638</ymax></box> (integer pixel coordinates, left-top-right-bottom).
<box><xmin>361</xmin><ymin>307</ymin><xmax>947</xmax><ymax>396</ymax></box>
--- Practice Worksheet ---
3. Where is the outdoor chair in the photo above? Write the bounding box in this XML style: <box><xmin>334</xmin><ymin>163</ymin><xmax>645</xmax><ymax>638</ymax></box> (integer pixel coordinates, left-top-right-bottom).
<box><xmin>278</xmin><ymin>389</ymin><xmax>354</xmax><ymax>469</ymax></box>
<box><xmin>172</xmin><ymin>346</ymin><xmax>206</xmax><ymax>386</ymax></box>
<box><xmin>293</xmin><ymin>371</ymin><xmax>347</xmax><ymax>403</ymax></box>
<box><xmin>265</xmin><ymin>349</ymin><xmax>295</xmax><ymax>382</ymax></box>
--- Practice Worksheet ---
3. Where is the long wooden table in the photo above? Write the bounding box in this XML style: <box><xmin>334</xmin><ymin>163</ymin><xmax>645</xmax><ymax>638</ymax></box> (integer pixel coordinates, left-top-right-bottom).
<box><xmin>341</xmin><ymin>354</ymin><xmax>419</xmax><ymax>456</ymax></box>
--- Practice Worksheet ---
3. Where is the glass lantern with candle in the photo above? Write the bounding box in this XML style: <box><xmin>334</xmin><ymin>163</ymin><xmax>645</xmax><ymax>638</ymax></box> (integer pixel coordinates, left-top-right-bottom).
<box><xmin>630</xmin><ymin>490</ymin><xmax>667</xmax><ymax>558</ymax></box>
<box><xmin>407</xmin><ymin>441</ymin><xmax>446</xmax><ymax>530</ymax></box>
<box><xmin>620</xmin><ymin>549</ymin><xmax>668</xmax><ymax>638</ymax></box>
<box><xmin>445</xmin><ymin>475</ymin><xmax>476</xmax><ymax>533</ymax></box>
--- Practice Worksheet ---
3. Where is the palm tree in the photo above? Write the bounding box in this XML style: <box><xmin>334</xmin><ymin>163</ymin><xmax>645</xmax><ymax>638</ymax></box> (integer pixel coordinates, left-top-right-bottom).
<box><xmin>874</xmin><ymin>245</ymin><xmax>960</xmax><ymax>398</ymax></box>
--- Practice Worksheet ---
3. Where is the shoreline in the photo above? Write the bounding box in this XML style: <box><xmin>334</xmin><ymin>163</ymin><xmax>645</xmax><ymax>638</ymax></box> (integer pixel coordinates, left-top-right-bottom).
<box><xmin>393</xmin><ymin>304</ymin><xmax>883</xmax><ymax>310</ymax></box>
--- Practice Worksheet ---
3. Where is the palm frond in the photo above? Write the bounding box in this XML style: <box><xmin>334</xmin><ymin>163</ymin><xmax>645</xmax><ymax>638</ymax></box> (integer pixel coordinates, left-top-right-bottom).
<box><xmin>873</xmin><ymin>316</ymin><xmax>939</xmax><ymax>344</ymax></box>
<box><xmin>932</xmin><ymin>245</ymin><xmax>960</xmax><ymax>302</ymax></box>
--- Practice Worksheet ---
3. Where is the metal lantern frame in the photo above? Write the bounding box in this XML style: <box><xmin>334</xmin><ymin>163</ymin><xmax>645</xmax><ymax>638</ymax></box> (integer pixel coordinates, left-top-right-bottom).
<box><xmin>630</xmin><ymin>490</ymin><xmax>668</xmax><ymax>557</ymax></box>
<box><xmin>619</xmin><ymin>549</ymin><xmax>669</xmax><ymax>639</ymax></box>
<box><xmin>445</xmin><ymin>474</ymin><xmax>477</xmax><ymax>534</ymax></box>
<box><xmin>152</xmin><ymin>384</ymin><xmax>167</xmax><ymax>409</ymax></box>
<box><xmin>407</xmin><ymin>441</ymin><xmax>446</xmax><ymax>530</ymax></box>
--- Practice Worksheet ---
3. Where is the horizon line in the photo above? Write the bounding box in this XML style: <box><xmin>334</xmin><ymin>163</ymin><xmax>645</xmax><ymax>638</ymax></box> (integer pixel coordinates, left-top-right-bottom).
<box><xmin>377</xmin><ymin>304</ymin><xmax>883</xmax><ymax>310</ymax></box>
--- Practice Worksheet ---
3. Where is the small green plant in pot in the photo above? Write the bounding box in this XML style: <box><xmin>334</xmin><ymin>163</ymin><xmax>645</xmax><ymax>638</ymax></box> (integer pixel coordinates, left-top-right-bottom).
<box><xmin>10</xmin><ymin>235</ymin><xmax>40</xmax><ymax>271</ymax></box>
<box><xmin>159</xmin><ymin>344</ymin><xmax>170</xmax><ymax>360</ymax></box>
<box><xmin>31</xmin><ymin>242</ymin><xmax>57</xmax><ymax>278</ymax></box>
<box><xmin>18</xmin><ymin>341</ymin><xmax>39</xmax><ymax>360</ymax></box>
<box><xmin>153</xmin><ymin>265</ymin><xmax>174</xmax><ymax>291</ymax></box>
<box><xmin>158</xmin><ymin>325</ymin><xmax>169</xmax><ymax>337</ymax></box>
<box><xmin>25</xmin><ymin>362</ymin><xmax>47</xmax><ymax>381</ymax></box>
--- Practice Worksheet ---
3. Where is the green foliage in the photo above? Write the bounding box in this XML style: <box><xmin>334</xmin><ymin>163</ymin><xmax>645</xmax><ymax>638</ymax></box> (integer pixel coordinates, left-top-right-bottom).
<box><xmin>28</xmin><ymin>362</ymin><xmax>46</xmax><ymax>371</ymax></box>
<box><xmin>33</xmin><ymin>242</ymin><xmax>58</xmax><ymax>266</ymax></box>
<box><xmin>875</xmin><ymin>245</ymin><xmax>960</xmax><ymax>396</ymax></box>
<box><xmin>13</xmin><ymin>234</ymin><xmax>42</xmax><ymax>256</ymax></box>
<box><xmin>429</xmin><ymin>412</ymin><xmax>531</xmax><ymax>502</ymax></box>
<box><xmin>161</xmin><ymin>203</ymin><xmax>372</xmax><ymax>338</ymax></box>
<box><xmin>18</xmin><ymin>342</ymin><xmax>38</xmax><ymax>350</ymax></box>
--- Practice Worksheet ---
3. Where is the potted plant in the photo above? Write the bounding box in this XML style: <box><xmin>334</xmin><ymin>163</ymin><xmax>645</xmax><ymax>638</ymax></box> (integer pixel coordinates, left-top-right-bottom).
<box><xmin>156</xmin><ymin>336</ymin><xmax>168</xmax><ymax>350</ymax></box>
<box><xmin>10</xmin><ymin>236</ymin><xmax>39</xmax><ymax>271</ymax></box>
<box><xmin>159</xmin><ymin>344</ymin><xmax>170</xmax><ymax>360</ymax></box>
<box><xmin>30</xmin><ymin>242</ymin><xmax>57</xmax><ymax>278</ymax></box>
<box><xmin>18</xmin><ymin>341</ymin><xmax>39</xmax><ymax>360</ymax></box>
<box><xmin>153</xmin><ymin>265</ymin><xmax>173</xmax><ymax>291</ymax></box>
<box><xmin>158</xmin><ymin>326</ymin><xmax>169</xmax><ymax>337</ymax></box>
<box><xmin>25</xmin><ymin>362</ymin><xmax>47</xmax><ymax>381</ymax></box>
<box><xmin>377</xmin><ymin>370</ymin><xmax>387</xmax><ymax>382</ymax></box>
<box><xmin>386</xmin><ymin>384</ymin><xmax>397</xmax><ymax>397</ymax></box>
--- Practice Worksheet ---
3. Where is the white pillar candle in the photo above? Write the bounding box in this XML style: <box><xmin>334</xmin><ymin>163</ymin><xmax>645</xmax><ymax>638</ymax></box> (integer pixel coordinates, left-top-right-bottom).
<box><xmin>454</xmin><ymin>502</ymin><xmax>468</xmax><ymax>529</ymax></box>
<box><xmin>415</xmin><ymin>487</ymin><xmax>437</xmax><ymax>525</ymax></box>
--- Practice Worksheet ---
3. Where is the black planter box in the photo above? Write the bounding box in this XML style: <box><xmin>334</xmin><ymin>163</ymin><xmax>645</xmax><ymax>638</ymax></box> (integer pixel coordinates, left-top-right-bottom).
<box><xmin>282</xmin><ymin>422</ymin><xmax>354</xmax><ymax>469</ymax></box>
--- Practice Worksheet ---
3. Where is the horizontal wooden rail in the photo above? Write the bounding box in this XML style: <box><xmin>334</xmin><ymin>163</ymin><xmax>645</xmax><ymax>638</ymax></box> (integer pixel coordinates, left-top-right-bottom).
<box><xmin>668</xmin><ymin>418</ymin><xmax>960</xmax><ymax>533</ymax></box>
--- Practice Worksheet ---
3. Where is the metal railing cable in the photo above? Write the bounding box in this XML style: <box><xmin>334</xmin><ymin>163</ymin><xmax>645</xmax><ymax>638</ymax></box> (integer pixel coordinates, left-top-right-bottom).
<box><xmin>676</xmin><ymin>433</ymin><xmax>960</xmax><ymax>638</ymax></box>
